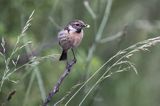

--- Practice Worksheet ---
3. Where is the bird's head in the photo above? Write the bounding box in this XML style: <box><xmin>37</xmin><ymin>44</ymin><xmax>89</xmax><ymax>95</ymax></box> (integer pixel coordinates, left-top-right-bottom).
<box><xmin>67</xmin><ymin>20</ymin><xmax>90</xmax><ymax>33</ymax></box>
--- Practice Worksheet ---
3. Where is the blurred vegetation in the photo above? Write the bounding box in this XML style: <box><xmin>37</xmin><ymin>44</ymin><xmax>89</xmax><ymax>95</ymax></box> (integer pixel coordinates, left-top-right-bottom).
<box><xmin>1</xmin><ymin>0</ymin><xmax>160</xmax><ymax>106</ymax></box>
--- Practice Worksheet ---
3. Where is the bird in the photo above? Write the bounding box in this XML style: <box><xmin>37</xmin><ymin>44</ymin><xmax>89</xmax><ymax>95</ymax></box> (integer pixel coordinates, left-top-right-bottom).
<box><xmin>58</xmin><ymin>20</ymin><xmax>90</xmax><ymax>61</ymax></box>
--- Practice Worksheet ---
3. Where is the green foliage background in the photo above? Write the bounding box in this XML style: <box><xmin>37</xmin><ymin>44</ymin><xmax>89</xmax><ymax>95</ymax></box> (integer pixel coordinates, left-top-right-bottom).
<box><xmin>1</xmin><ymin>0</ymin><xmax>160</xmax><ymax>106</ymax></box>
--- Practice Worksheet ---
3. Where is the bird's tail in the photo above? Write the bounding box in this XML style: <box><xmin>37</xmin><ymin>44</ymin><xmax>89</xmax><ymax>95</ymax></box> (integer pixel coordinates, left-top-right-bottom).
<box><xmin>59</xmin><ymin>50</ymin><xmax>67</xmax><ymax>61</ymax></box>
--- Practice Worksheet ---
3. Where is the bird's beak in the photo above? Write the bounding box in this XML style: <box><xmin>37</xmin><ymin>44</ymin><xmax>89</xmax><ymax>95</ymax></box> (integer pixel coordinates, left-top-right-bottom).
<box><xmin>84</xmin><ymin>24</ymin><xmax>90</xmax><ymax>28</ymax></box>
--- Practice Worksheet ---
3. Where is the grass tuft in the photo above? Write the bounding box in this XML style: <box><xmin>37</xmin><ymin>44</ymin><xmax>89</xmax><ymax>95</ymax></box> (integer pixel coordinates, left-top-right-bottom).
<box><xmin>64</xmin><ymin>35</ymin><xmax>160</xmax><ymax>105</ymax></box>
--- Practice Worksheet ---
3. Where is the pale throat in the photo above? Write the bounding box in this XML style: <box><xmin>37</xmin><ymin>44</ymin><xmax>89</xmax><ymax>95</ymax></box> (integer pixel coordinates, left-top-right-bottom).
<box><xmin>68</xmin><ymin>25</ymin><xmax>83</xmax><ymax>38</ymax></box>
<box><xmin>68</xmin><ymin>25</ymin><xmax>77</xmax><ymax>32</ymax></box>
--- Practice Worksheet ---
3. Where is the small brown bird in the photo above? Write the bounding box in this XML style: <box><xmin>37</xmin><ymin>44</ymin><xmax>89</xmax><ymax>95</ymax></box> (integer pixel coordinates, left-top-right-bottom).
<box><xmin>58</xmin><ymin>20</ymin><xmax>89</xmax><ymax>61</ymax></box>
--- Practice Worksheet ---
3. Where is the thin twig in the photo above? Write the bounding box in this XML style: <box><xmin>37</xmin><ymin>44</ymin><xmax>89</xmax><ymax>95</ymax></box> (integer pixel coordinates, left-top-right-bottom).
<box><xmin>84</xmin><ymin>1</ymin><xmax>96</xmax><ymax>19</ymax></box>
<box><xmin>99</xmin><ymin>30</ymin><xmax>125</xmax><ymax>43</ymax></box>
<box><xmin>99</xmin><ymin>25</ymin><xmax>127</xmax><ymax>43</ymax></box>
<box><xmin>43</xmin><ymin>59</ymin><xmax>77</xmax><ymax>106</ymax></box>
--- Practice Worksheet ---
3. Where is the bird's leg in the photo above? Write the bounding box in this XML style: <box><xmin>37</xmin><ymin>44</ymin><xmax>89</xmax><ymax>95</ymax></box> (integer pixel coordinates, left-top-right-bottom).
<box><xmin>71</xmin><ymin>48</ymin><xmax>77</xmax><ymax>63</ymax></box>
<box><xmin>66</xmin><ymin>59</ymin><xmax>69</xmax><ymax>67</ymax></box>
<box><xmin>66</xmin><ymin>49</ymin><xmax>76</xmax><ymax>69</ymax></box>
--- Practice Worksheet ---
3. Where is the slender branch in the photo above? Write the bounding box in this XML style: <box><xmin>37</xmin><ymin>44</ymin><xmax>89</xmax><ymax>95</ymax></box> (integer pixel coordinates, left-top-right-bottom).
<box><xmin>99</xmin><ymin>25</ymin><xmax>127</xmax><ymax>43</ymax></box>
<box><xmin>99</xmin><ymin>30</ymin><xmax>125</xmax><ymax>43</ymax></box>
<box><xmin>86</xmin><ymin>0</ymin><xmax>113</xmax><ymax>63</ymax></box>
<box><xmin>43</xmin><ymin>59</ymin><xmax>77</xmax><ymax>106</ymax></box>
<box><xmin>83</xmin><ymin>1</ymin><xmax>96</xmax><ymax>19</ymax></box>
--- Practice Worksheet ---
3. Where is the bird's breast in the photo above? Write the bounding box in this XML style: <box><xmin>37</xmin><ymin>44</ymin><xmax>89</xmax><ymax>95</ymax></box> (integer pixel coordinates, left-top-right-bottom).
<box><xmin>69</xmin><ymin>30</ymin><xmax>83</xmax><ymax>47</ymax></box>
<box><xmin>58</xmin><ymin>29</ymin><xmax>84</xmax><ymax>50</ymax></box>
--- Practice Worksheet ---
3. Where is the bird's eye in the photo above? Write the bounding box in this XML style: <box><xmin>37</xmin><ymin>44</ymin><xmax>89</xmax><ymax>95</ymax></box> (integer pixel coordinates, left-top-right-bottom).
<box><xmin>75</xmin><ymin>24</ymin><xmax>80</xmax><ymax>26</ymax></box>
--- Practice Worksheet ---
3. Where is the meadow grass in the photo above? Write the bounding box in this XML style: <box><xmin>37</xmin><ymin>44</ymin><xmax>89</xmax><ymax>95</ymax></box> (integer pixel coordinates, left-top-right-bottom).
<box><xmin>1</xmin><ymin>0</ymin><xmax>160</xmax><ymax>105</ymax></box>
